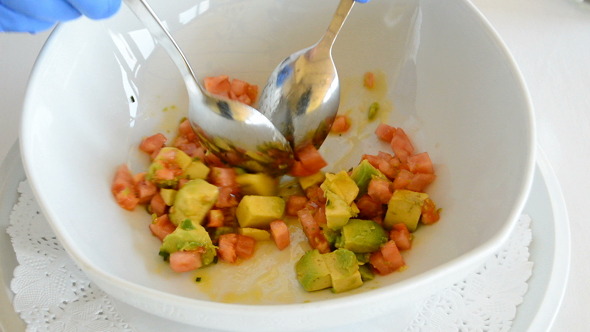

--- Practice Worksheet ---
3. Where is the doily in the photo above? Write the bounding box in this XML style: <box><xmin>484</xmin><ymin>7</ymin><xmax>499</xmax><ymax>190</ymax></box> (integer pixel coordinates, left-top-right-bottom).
<box><xmin>7</xmin><ymin>180</ymin><xmax>533</xmax><ymax>331</ymax></box>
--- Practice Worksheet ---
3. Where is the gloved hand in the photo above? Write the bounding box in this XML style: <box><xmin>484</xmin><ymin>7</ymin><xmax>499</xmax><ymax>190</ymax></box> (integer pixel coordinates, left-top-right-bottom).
<box><xmin>354</xmin><ymin>0</ymin><xmax>371</xmax><ymax>3</ymax></box>
<box><xmin>0</xmin><ymin>0</ymin><xmax>121</xmax><ymax>33</ymax></box>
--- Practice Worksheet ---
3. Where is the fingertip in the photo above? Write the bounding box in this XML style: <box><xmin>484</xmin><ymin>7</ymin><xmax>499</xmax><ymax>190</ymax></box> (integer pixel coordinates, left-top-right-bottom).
<box><xmin>66</xmin><ymin>0</ymin><xmax>122</xmax><ymax>20</ymax></box>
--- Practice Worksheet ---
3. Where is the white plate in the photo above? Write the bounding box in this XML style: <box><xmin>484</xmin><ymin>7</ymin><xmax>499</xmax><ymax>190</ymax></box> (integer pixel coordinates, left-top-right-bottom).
<box><xmin>0</xmin><ymin>143</ymin><xmax>569</xmax><ymax>331</ymax></box>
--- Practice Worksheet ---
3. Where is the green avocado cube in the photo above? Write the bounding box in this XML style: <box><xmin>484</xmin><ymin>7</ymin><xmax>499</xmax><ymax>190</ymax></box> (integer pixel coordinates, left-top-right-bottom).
<box><xmin>336</xmin><ymin>219</ymin><xmax>388</xmax><ymax>253</ymax></box>
<box><xmin>236</xmin><ymin>173</ymin><xmax>278</xmax><ymax>196</ymax></box>
<box><xmin>323</xmin><ymin>249</ymin><xmax>363</xmax><ymax>293</ymax></box>
<box><xmin>236</xmin><ymin>195</ymin><xmax>285</xmax><ymax>228</ymax></box>
<box><xmin>320</xmin><ymin>171</ymin><xmax>359</xmax><ymax>205</ymax></box>
<box><xmin>169</xmin><ymin>179</ymin><xmax>219</xmax><ymax>226</ymax></box>
<box><xmin>325</xmin><ymin>190</ymin><xmax>353</xmax><ymax>230</ymax></box>
<box><xmin>182</xmin><ymin>161</ymin><xmax>210</xmax><ymax>180</ymax></box>
<box><xmin>147</xmin><ymin>147</ymin><xmax>192</xmax><ymax>187</ymax></box>
<box><xmin>384</xmin><ymin>190</ymin><xmax>429</xmax><ymax>231</ymax></box>
<box><xmin>295</xmin><ymin>249</ymin><xmax>332</xmax><ymax>292</ymax></box>
<box><xmin>159</xmin><ymin>220</ymin><xmax>216</xmax><ymax>266</ymax></box>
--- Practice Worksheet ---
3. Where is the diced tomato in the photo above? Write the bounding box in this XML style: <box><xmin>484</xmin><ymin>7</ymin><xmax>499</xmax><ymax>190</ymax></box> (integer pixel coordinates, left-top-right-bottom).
<box><xmin>204</xmin><ymin>75</ymin><xmax>231</xmax><ymax>97</ymax></box>
<box><xmin>112</xmin><ymin>165</ymin><xmax>139</xmax><ymax>211</ymax></box>
<box><xmin>134</xmin><ymin>173</ymin><xmax>157</xmax><ymax>204</ymax></box>
<box><xmin>235</xmin><ymin>235</ymin><xmax>256</xmax><ymax>259</ymax></box>
<box><xmin>230</xmin><ymin>78</ymin><xmax>249</xmax><ymax>96</ymax></box>
<box><xmin>178</xmin><ymin>118</ymin><xmax>199</xmax><ymax>142</ymax></box>
<box><xmin>406</xmin><ymin>173</ymin><xmax>436</xmax><ymax>192</ymax></box>
<box><xmin>209</xmin><ymin>167</ymin><xmax>238</xmax><ymax>189</ymax></box>
<box><xmin>150</xmin><ymin>193</ymin><xmax>167</xmax><ymax>216</ymax></box>
<box><xmin>246</xmin><ymin>84</ymin><xmax>258</xmax><ymax>105</ymax></box>
<box><xmin>390</xmin><ymin>223</ymin><xmax>412</xmax><ymax>250</ymax></box>
<box><xmin>370</xmin><ymin>240</ymin><xmax>405</xmax><ymax>275</ymax></box>
<box><xmin>289</xmin><ymin>160</ymin><xmax>318</xmax><ymax>177</ymax></box>
<box><xmin>375</xmin><ymin>123</ymin><xmax>396</xmax><ymax>142</ymax></box>
<box><xmin>362</xmin><ymin>154</ymin><xmax>381</xmax><ymax>169</ymax></box>
<box><xmin>305</xmin><ymin>185</ymin><xmax>326</xmax><ymax>205</ymax></box>
<box><xmin>390</xmin><ymin>128</ymin><xmax>414</xmax><ymax>163</ymax></box>
<box><xmin>313</xmin><ymin>205</ymin><xmax>327</xmax><ymax>226</ymax></box>
<box><xmin>149</xmin><ymin>214</ymin><xmax>176</xmax><ymax>241</ymax></box>
<box><xmin>207</xmin><ymin>209</ymin><xmax>225</xmax><ymax>227</ymax></box>
<box><xmin>270</xmin><ymin>220</ymin><xmax>290</xmax><ymax>250</ymax></box>
<box><xmin>295</xmin><ymin>144</ymin><xmax>327</xmax><ymax>174</ymax></box>
<box><xmin>178</xmin><ymin>178</ymin><xmax>190</xmax><ymax>189</ymax></box>
<box><xmin>155</xmin><ymin>168</ymin><xmax>176</xmax><ymax>181</ymax></box>
<box><xmin>176</xmin><ymin>141</ymin><xmax>200</xmax><ymax>158</ymax></box>
<box><xmin>363</xmin><ymin>71</ymin><xmax>375</xmax><ymax>89</ymax></box>
<box><xmin>355</xmin><ymin>194</ymin><xmax>383</xmax><ymax>219</ymax></box>
<box><xmin>367</xmin><ymin>178</ymin><xmax>393</xmax><ymax>204</ymax></box>
<box><xmin>139</xmin><ymin>133</ymin><xmax>167</xmax><ymax>156</ymax></box>
<box><xmin>297</xmin><ymin>208</ymin><xmax>330</xmax><ymax>253</ymax></box>
<box><xmin>421</xmin><ymin>198</ymin><xmax>441</xmax><ymax>224</ymax></box>
<box><xmin>204</xmin><ymin>151</ymin><xmax>225</xmax><ymax>167</ymax></box>
<box><xmin>392</xmin><ymin>169</ymin><xmax>414</xmax><ymax>190</ymax></box>
<box><xmin>169</xmin><ymin>250</ymin><xmax>203</xmax><ymax>273</ymax></box>
<box><xmin>330</xmin><ymin>115</ymin><xmax>351</xmax><ymax>134</ymax></box>
<box><xmin>215</xmin><ymin>187</ymin><xmax>239</xmax><ymax>208</ymax></box>
<box><xmin>218</xmin><ymin>233</ymin><xmax>238</xmax><ymax>263</ymax></box>
<box><xmin>286</xmin><ymin>195</ymin><xmax>308</xmax><ymax>216</ymax></box>
<box><xmin>407</xmin><ymin>152</ymin><xmax>434</xmax><ymax>174</ymax></box>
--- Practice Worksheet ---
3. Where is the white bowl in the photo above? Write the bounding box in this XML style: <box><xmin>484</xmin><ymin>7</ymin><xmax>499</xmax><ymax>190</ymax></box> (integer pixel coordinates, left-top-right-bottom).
<box><xmin>20</xmin><ymin>0</ymin><xmax>535</xmax><ymax>330</ymax></box>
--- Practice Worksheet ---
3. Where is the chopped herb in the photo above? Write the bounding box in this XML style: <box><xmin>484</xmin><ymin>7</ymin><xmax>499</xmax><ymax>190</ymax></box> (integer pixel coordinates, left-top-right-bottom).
<box><xmin>180</xmin><ymin>219</ymin><xmax>195</xmax><ymax>230</ymax></box>
<box><xmin>195</xmin><ymin>277</ymin><xmax>202</xmax><ymax>282</ymax></box>
<box><xmin>368</xmin><ymin>102</ymin><xmax>380</xmax><ymax>121</ymax></box>
<box><xmin>130</xmin><ymin>95</ymin><xmax>136</xmax><ymax>103</ymax></box>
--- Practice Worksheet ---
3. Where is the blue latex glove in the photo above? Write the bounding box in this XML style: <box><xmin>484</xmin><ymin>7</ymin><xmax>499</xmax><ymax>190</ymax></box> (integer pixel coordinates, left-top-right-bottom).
<box><xmin>0</xmin><ymin>0</ymin><xmax>121</xmax><ymax>33</ymax></box>
<box><xmin>354</xmin><ymin>0</ymin><xmax>371</xmax><ymax>2</ymax></box>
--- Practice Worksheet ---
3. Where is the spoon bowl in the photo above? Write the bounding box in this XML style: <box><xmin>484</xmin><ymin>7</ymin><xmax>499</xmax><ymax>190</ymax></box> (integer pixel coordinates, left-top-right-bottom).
<box><xmin>124</xmin><ymin>0</ymin><xmax>293</xmax><ymax>175</ymax></box>
<box><xmin>259</xmin><ymin>0</ymin><xmax>356</xmax><ymax>151</ymax></box>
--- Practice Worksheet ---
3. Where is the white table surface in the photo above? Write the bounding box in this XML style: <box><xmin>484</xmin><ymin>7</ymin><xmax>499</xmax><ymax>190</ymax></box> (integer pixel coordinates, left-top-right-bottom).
<box><xmin>1</xmin><ymin>0</ymin><xmax>589</xmax><ymax>331</ymax></box>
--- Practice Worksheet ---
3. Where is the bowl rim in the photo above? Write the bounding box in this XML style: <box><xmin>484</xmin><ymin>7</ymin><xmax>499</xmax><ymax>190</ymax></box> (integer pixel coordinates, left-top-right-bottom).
<box><xmin>19</xmin><ymin>0</ymin><xmax>537</xmax><ymax>327</ymax></box>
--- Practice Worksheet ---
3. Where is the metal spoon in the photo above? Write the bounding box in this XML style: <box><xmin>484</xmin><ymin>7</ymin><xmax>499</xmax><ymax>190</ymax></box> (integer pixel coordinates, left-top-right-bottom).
<box><xmin>258</xmin><ymin>0</ymin><xmax>356</xmax><ymax>152</ymax></box>
<box><xmin>123</xmin><ymin>0</ymin><xmax>293</xmax><ymax>175</ymax></box>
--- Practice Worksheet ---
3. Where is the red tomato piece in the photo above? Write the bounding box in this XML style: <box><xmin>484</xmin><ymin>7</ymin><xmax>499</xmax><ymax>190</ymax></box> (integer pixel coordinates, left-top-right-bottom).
<box><xmin>370</xmin><ymin>240</ymin><xmax>405</xmax><ymax>275</ymax></box>
<box><xmin>204</xmin><ymin>75</ymin><xmax>231</xmax><ymax>96</ymax></box>
<box><xmin>363</xmin><ymin>71</ymin><xmax>375</xmax><ymax>89</ymax></box>
<box><xmin>296</xmin><ymin>144</ymin><xmax>328</xmax><ymax>174</ymax></box>
<box><xmin>390</xmin><ymin>128</ymin><xmax>414</xmax><ymax>163</ymax></box>
<box><xmin>270</xmin><ymin>220</ymin><xmax>291</xmax><ymax>250</ymax></box>
<box><xmin>178</xmin><ymin>118</ymin><xmax>199</xmax><ymax>142</ymax></box>
<box><xmin>330</xmin><ymin>115</ymin><xmax>351</xmax><ymax>134</ymax></box>
<box><xmin>390</xmin><ymin>223</ymin><xmax>412</xmax><ymax>250</ymax></box>
<box><xmin>150</xmin><ymin>193</ymin><xmax>167</xmax><ymax>216</ymax></box>
<box><xmin>169</xmin><ymin>250</ymin><xmax>203</xmax><ymax>273</ymax></box>
<box><xmin>406</xmin><ymin>173</ymin><xmax>436</xmax><ymax>192</ymax></box>
<box><xmin>375</xmin><ymin>123</ymin><xmax>396</xmax><ymax>142</ymax></box>
<box><xmin>111</xmin><ymin>165</ymin><xmax>139</xmax><ymax>211</ymax></box>
<box><xmin>235</xmin><ymin>235</ymin><xmax>256</xmax><ymax>259</ymax></box>
<box><xmin>305</xmin><ymin>185</ymin><xmax>326</xmax><ymax>205</ymax></box>
<box><xmin>313</xmin><ymin>205</ymin><xmax>327</xmax><ymax>226</ymax></box>
<box><xmin>139</xmin><ymin>133</ymin><xmax>167</xmax><ymax>157</ymax></box>
<box><xmin>355</xmin><ymin>194</ymin><xmax>383</xmax><ymax>219</ymax></box>
<box><xmin>149</xmin><ymin>214</ymin><xmax>176</xmax><ymax>241</ymax></box>
<box><xmin>421</xmin><ymin>198</ymin><xmax>441</xmax><ymax>225</ymax></box>
<box><xmin>289</xmin><ymin>160</ymin><xmax>318</xmax><ymax>177</ymax></box>
<box><xmin>297</xmin><ymin>208</ymin><xmax>330</xmax><ymax>253</ymax></box>
<box><xmin>134</xmin><ymin>173</ymin><xmax>157</xmax><ymax>204</ymax></box>
<box><xmin>367</xmin><ymin>178</ymin><xmax>393</xmax><ymax>204</ymax></box>
<box><xmin>286</xmin><ymin>195</ymin><xmax>309</xmax><ymax>216</ymax></box>
<box><xmin>407</xmin><ymin>152</ymin><xmax>435</xmax><ymax>174</ymax></box>
<box><xmin>215</xmin><ymin>187</ymin><xmax>239</xmax><ymax>208</ymax></box>
<box><xmin>392</xmin><ymin>169</ymin><xmax>414</xmax><ymax>190</ymax></box>
<box><xmin>218</xmin><ymin>233</ymin><xmax>238</xmax><ymax>263</ymax></box>
<box><xmin>209</xmin><ymin>167</ymin><xmax>238</xmax><ymax>189</ymax></box>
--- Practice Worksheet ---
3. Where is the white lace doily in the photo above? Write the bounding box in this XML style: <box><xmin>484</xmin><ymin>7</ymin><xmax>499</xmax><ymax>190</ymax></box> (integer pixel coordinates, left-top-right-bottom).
<box><xmin>7</xmin><ymin>180</ymin><xmax>533</xmax><ymax>332</ymax></box>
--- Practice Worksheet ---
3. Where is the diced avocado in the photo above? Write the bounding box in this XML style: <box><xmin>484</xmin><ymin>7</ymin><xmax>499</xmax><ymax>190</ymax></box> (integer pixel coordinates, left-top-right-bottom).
<box><xmin>336</xmin><ymin>219</ymin><xmax>388</xmax><ymax>253</ymax></box>
<box><xmin>235</xmin><ymin>195</ymin><xmax>285</xmax><ymax>229</ymax></box>
<box><xmin>323</xmin><ymin>249</ymin><xmax>363</xmax><ymax>293</ymax></box>
<box><xmin>355</xmin><ymin>252</ymin><xmax>371</xmax><ymax>265</ymax></box>
<box><xmin>236</xmin><ymin>173</ymin><xmax>278</xmax><ymax>196</ymax></box>
<box><xmin>169</xmin><ymin>179</ymin><xmax>219</xmax><ymax>226</ymax></box>
<box><xmin>350</xmin><ymin>201</ymin><xmax>360</xmax><ymax>217</ymax></box>
<box><xmin>324</xmin><ymin>190</ymin><xmax>352</xmax><ymax>230</ymax></box>
<box><xmin>160</xmin><ymin>188</ymin><xmax>177</xmax><ymax>206</ymax></box>
<box><xmin>358</xmin><ymin>265</ymin><xmax>375</xmax><ymax>281</ymax></box>
<box><xmin>182</xmin><ymin>161</ymin><xmax>210</xmax><ymax>180</ymax></box>
<box><xmin>239</xmin><ymin>227</ymin><xmax>271</xmax><ymax>241</ymax></box>
<box><xmin>147</xmin><ymin>147</ymin><xmax>192</xmax><ymax>187</ymax></box>
<box><xmin>384</xmin><ymin>189</ymin><xmax>429</xmax><ymax>231</ymax></box>
<box><xmin>322</xmin><ymin>227</ymin><xmax>340</xmax><ymax>247</ymax></box>
<box><xmin>350</xmin><ymin>159</ymin><xmax>387</xmax><ymax>196</ymax></box>
<box><xmin>298</xmin><ymin>172</ymin><xmax>326</xmax><ymax>190</ymax></box>
<box><xmin>295</xmin><ymin>249</ymin><xmax>332</xmax><ymax>292</ymax></box>
<box><xmin>320</xmin><ymin>171</ymin><xmax>359</xmax><ymax>205</ymax></box>
<box><xmin>159</xmin><ymin>220</ymin><xmax>216</xmax><ymax>265</ymax></box>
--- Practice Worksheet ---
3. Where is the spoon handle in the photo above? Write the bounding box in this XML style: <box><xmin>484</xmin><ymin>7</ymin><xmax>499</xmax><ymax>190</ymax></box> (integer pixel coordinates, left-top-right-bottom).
<box><xmin>316</xmin><ymin>0</ymin><xmax>355</xmax><ymax>52</ymax></box>
<box><xmin>123</xmin><ymin>0</ymin><xmax>203</xmax><ymax>98</ymax></box>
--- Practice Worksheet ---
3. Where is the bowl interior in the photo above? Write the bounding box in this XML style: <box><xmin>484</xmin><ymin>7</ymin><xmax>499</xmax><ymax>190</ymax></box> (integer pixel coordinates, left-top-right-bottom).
<box><xmin>20</xmin><ymin>0</ymin><xmax>534</xmax><ymax>327</ymax></box>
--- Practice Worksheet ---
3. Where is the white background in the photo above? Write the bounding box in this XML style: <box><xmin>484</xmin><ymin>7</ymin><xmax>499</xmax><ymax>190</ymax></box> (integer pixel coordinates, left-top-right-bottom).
<box><xmin>1</xmin><ymin>0</ymin><xmax>589</xmax><ymax>330</ymax></box>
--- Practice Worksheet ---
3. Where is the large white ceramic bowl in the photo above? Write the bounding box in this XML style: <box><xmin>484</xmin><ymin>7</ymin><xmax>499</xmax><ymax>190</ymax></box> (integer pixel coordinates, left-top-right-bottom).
<box><xmin>20</xmin><ymin>0</ymin><xmax>535</xmax><ymax>330</ymax></box>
